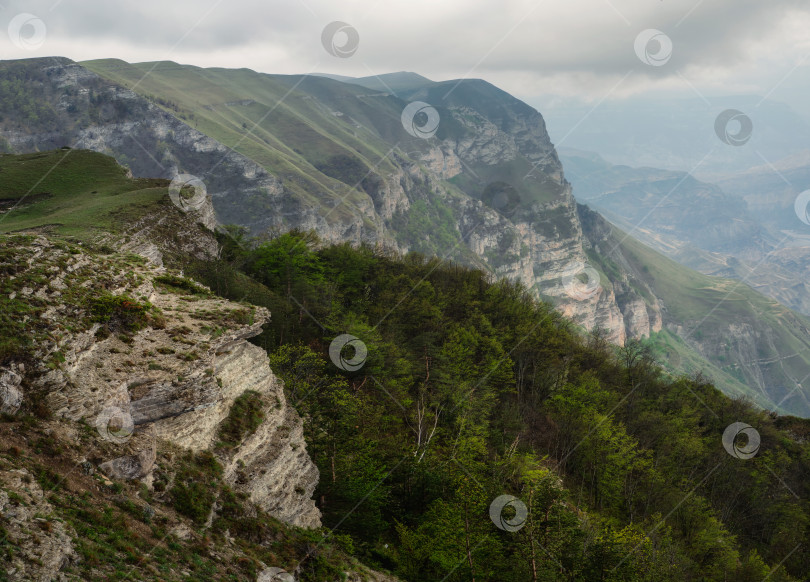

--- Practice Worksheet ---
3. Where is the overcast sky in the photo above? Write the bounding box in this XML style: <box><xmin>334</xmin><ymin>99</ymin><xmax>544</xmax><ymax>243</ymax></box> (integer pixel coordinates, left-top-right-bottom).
<box><xmin>2</xmin><ymin>0</ymin><xmax>810</xmax><ymax>113</ymax></box>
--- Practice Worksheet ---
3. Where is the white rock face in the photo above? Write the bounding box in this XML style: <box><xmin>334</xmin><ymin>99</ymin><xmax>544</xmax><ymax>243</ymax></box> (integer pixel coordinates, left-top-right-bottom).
<box><xmin>397</xmin><ymin>99</ymin><xmax>661</xmax><ymax>344</ymax></box>
<box><xmin>0</xmin><ymin>369</ymin><xmax>23</xmax><ymax>414</ymax></box>
<box><xmin>62</xmin><ymin>296</ymin><xmax>323</xmax><ymax>529</ymax></box>
<box><xmin>420</xmin><ymin>145</ymin><xmax>463</xmax><ymax>179</ymax></box>
<box><xmin>216</xmin><ymin>342</ymin><xmax>320</xmax><ymax>528</ymax></box>
<box><xmin>3</xmin><ymin>237</ymin><xmax>322</xmax><ymax>529</ymax></box>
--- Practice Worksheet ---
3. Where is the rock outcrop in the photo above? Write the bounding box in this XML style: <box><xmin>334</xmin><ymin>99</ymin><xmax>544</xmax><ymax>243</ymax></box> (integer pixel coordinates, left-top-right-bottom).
<box><xmin>0</xmin><ymin>234</ymin><xmax>321</xmax><ymax>529</ymax></box>
<box><xmin>578</xmin><ymin>204</ymin><xmax>664</xmax><ymax>339</ymax></box>
<box><xmin>0</xmin><ymin>368</ymin><xmax>23</xmax><ymax>415</ymax></box>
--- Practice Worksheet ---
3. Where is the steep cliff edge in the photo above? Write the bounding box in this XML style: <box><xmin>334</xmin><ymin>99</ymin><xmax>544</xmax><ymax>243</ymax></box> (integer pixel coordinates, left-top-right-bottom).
<box><xmin>0</xmin><ymin>144</ymin><xmax>406</xmax><ymax>578</ymax></box>
<box><xmin>0</xmin><ymin>234</ymin><xmax>320</xmax><ymax>529</ymax></box>
<box><xmin>0</xmin><ymin>57</ymin><xmax>657</xmax><ymax>344</ymax></box>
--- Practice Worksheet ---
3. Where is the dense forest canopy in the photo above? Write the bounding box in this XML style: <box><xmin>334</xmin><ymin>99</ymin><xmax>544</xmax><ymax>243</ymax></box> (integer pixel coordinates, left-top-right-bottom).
<box><xmin>184</xmin><ymin>229</ymin><xmax>810</xmax><ymax>581</ymax></box>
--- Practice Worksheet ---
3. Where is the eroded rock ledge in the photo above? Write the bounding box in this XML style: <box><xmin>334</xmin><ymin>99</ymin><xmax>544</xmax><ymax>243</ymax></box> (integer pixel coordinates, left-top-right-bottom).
<box><xmin>1</xmin><ymin>234</ymin><xmax>320</xmax><ymax>529</ymax></box>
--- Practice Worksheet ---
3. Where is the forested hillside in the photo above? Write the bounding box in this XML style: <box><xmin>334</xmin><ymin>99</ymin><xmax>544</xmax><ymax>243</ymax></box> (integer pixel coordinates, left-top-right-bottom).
<box><xmin>0</xmin><ymin>148</ymin><xmax>807</xmax><ymax>580</ymax></box>
<box><xmin>2</xmin><ymin>0</ymin><xmax>809</xmax><ymax>579</ymax></box>
<box><xmin>183</xmin><ymin>229</ymin><xmax>810</xmax><ymax>581</ymax></box>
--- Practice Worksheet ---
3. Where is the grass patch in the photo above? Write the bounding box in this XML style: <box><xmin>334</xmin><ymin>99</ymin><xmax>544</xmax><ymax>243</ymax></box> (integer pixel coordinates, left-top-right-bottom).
<box><xmin>0</xmin><ymin>149</ymin><xmax>167</xmax><ymax>240</ymax></box>
<box><xmin>169</xmin><ymin>451</ymin><xmax>223</xmax><ymax>525</ymax></box>
<box><xmin>153</xmin><ymin>274</ymin><xmax>209</xmax><ymax>296</ymax></box>
<box><xmin>169</xmin><ymin>451</ymin><xmax>222</xmax><ymax>525</ymax></box>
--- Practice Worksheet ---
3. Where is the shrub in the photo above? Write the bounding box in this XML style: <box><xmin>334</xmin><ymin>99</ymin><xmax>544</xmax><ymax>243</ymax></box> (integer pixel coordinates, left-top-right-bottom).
<box><xmin>217</xmin><ymin>391</ymin><xmax>265</xmax><ymax>449</ymax></box>
<box><xmin>90</xmin><ymin>293</ymin><xmax>151</xmax><ymax>333</ymax></box>
<box><xmin>154</xmin><ymin>274</ymin><xmax>208</xmax><ymax>296</ymax></box>
<box><xmin>170</xmin><ymin>451</ymin><xmax>223</xmax><ymax>525</ymax></box>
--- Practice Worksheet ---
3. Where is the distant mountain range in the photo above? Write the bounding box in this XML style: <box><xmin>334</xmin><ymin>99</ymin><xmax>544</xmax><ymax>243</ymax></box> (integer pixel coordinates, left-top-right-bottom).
<box><xmin>539</xmin><ymin>95</ymin><xmax>810</xmax><ymax>181</ymax></box>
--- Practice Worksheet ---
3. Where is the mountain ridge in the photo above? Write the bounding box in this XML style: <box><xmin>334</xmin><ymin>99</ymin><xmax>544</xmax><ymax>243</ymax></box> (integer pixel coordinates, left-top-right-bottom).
<box><xmin>2</xmin><ymin>56</ymin><xmax>810</xmax><ymax>415</ymax></box>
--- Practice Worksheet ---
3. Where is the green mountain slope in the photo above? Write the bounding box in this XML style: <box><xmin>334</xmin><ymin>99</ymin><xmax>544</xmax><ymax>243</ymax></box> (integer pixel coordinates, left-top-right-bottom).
<box><xmin>81</xmin><ymin>58</ymin><xmax>566</xmax><ymax>228</ymax></box>
<box><xmin>10</xmin><ymin>57</ymin><xmax>614</xmax><ymax>345</ymax></box>
<box><xmin>616</xmin><ymin>228</ymin><xmax>810</xmax><ymax>415</ymax></box>
<box><xmin>81</xmin><ymin>59</ymin><xmax>414</xmax><ymax>208</ymax></box>
<box><xmin>1</xmin><ymin>150</ymin><xmax>809</xmax><ymax>581</ymax></box>
<box><xmin>0</xmin><ymin>149</ymin><xmax>166</xmax><ymax>238</ymax></box>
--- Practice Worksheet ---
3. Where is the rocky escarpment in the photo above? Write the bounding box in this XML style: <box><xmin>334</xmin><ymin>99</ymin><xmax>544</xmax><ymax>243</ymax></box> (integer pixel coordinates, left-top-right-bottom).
<box><xmin>116</xmin><ymin>190</ymin><xmax>219</xmax><ymax>268</ymax></box>
<box><xmin>0</xmin><ymin>234</ymin><xmax>320</xmax><ymax>529</ymax></box>
<box><xmin>578</xmin><ymin>204</ymin><xmax>664</xmax><ymax>339</ymax></box>
<box><xmin>390</xmin><ymin>90</ymin><xmax>659</xmax><ymax>342</ymax></box>
<box><xmin>322</xmin><ymin>77</ymin><xmax>660</xmax><ymax>342</ymax></box>
<box><xmin>0</xmin><ymin>57</ymin><xmax>660</xmax><ymax>344</ymax></box>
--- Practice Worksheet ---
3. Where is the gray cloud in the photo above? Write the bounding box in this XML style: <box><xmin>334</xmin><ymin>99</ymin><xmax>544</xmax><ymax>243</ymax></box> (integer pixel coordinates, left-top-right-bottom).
<box><xmin>1</xmin><ymin>0</ymin><xmax>808</xmax><ymax>105</ymax></box>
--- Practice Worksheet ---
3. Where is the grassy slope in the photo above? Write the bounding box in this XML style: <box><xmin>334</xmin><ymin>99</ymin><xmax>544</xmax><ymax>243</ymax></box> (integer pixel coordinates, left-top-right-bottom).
<box><xmin>0</xmin><ymin>418</ymin><xmax>365</xmax><ymax>581</ymax></box>
<box><xmin>81</xmin><ymin>60</ymin><xmax>563</xmax><ymax>217</ymax></box>
<box><xmin>79</xmin><ymin>59</ymin><xmax>495</xmax><ymax>263</ymax></box>
<box><xmin>0</xmin><ymin>149</ymin><xmax>167</xmax><ymax>238</ymax></box>
<box><xmin>616</xmin><ymin>229</ymin><xmax>810</xmax><ymax>415</ymax></box>
<box><xmin>80</xmin><ymin>60</ymin><xmax>402</xmax><ymax>222</ymax></box>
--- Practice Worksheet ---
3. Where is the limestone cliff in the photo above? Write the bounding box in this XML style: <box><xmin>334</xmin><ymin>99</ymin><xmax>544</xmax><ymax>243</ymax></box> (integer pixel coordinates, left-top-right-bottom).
<box><xmin>0</xmin><ymin>57</ymin><xmax>661</xmax><ymax>345</ymax></box>
<box><xmin>0</xmin><ymin>234</ymin><xmax>320</xmax><ymax>529</ymax></box>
